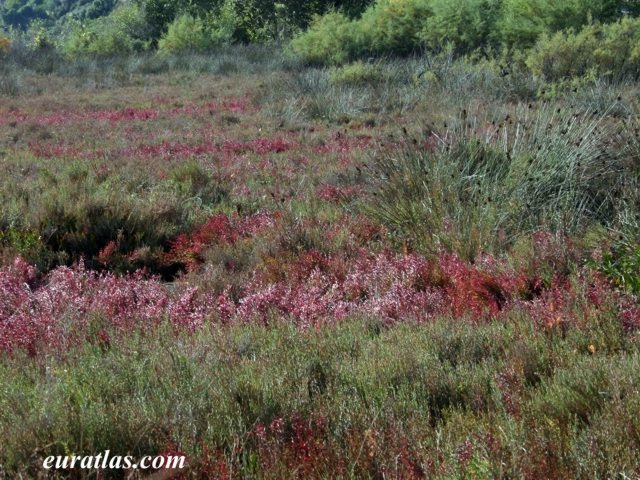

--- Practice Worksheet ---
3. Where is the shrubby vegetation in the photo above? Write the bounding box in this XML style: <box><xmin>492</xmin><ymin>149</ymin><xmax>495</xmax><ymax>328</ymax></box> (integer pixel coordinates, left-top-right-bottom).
<box><xmin>3</xmin><ymin>0</ymin><xmax>640</xmax><ymax>83</ymax></box>
<box><xmin>419</xmin><ymin>0</ymin><xmax>501</xmax><ymax>54</ymax></box>
<box><xmin>61</xmin><ymin>3</ymin><xmax>149</xmax><ymax>56</ymax></box>
<box><xmin>157</xmin><ymin>13</ymin><xmax>209</xmax><ymax>54</ymax></box>
<box><xmin>358</xmin><ymin>0</ymin><xmax>433</xmax><ymax>56</ymax></box>
<box><xmin>287</xmin><ymin>12</ymin><xmax>357</xmax><ymax>66</ymax></box>
<box><xmin>0</xmin><ymin>0</ymin><xmax>117</xmax><ymax>29</ymax></box>
<box><xmin>2</xmin><ymin>1</ymin><xmax>640</xmax><ymax>477</ymax></box>
<box><xmin>1</xmin><ymin>0</ymin><xmax>375</xmax><ymax>53</ymax></box>
<box><xmin>0</xmin><ymin>153</ymin><xmax>227</xmax><ymax>273</ymax></box>
<box><xmin>526</xmin><ymin>16</ymin><xmax>640</xmax><ymax>81</ymax></box>
<box><xmin>290</xmin><ymin>0</ymin><xmax>640</xmax><ymax>77</ymax></box>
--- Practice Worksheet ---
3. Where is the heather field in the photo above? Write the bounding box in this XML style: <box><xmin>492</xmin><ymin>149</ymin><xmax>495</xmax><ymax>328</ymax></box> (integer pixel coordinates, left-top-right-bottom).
<box><xmin>1</xmin><ymin>46</ymin><xmax>640</xmax><ymax>479</ymax></box>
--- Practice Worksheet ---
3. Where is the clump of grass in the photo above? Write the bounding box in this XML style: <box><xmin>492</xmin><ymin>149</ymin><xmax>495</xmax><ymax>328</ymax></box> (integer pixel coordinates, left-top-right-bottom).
<box><xmin>329</xmin><ymin>61</ymin><xmax>385</xmax><ymax>86</ymax></box>
<box><xmin>0</xmin><ymin>69</ymin><xmax>22</xmax><ymax>97</ymax></box>
<box><xmin>364</xmin><ymin>101</ymin><xmax>635</xmax><ymax>259</ymax></box>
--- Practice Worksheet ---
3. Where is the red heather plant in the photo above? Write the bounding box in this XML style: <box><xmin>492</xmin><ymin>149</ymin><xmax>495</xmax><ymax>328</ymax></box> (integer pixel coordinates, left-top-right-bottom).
<box><xmin>0</xmin><ymin>98</ymin><xmax>252</xmax><ymax>128</ymax></box>
<box><xmin>324</xmin><ymin>216</ymin><xmax>387</xmax><ymax>249</ymax></box>
<box><xmin>313</xmin><ymin>132</ymin><xmax>372</xmax><ymax>154</ymax></box>
<box><xmin>0</xmin><ymin>257</ymin><xmax>219</xmax><ymax>355</ymax></box>
<box><xmin>28</xmin><ymin>142</ymin><xmax>82</xmax><ymax>159</ymax></box>
<box><xmin>2</xmin><ymin>107</ymin><xmax>161</xmax><ymax>127</ymax></box>
<box><xmin>2</xmin><ymin>243</ymin><xmax>638</xmax><ymax>356</ymax></box>
<box><xmin>31</xmin><ymin>136</ymin><xmax>298</xmax><ymax>161</ymax></box>
<box><xmin>240</xmin><ymin>248</ymin><xmax>640</xmax><ymax>330</ymax></box>
<box><xmin>238</xmin><ymin>250</ymin><xmax>498</xmax><ymax>326</ymax></box>
<box><xmin>118</xmin><ymin>140</ymin><xmax>219</xmax><ymax>161</ymax></box>
<box><xmin>197</xmin><ymin>446</ymin><xmax>232</xmax><ymax>480</ymax></box>
<box><xmin>168</xmin><ymin>212</ymin><xmax>279</xmax><ymax>271</ymax></box>
<box><xmin>316</xmin><ymin>184</ymin><xmax>363</xmax><ymax>202</ymax></box>
<box><xmin>222</xmin><ymin>137</ymin><xmax>297</xmax><ymax>155</ymax></box>
<box><xmin>496</xmin><ymin>366</ymin><xmax>523</xmax><ymax>418</ymax></box>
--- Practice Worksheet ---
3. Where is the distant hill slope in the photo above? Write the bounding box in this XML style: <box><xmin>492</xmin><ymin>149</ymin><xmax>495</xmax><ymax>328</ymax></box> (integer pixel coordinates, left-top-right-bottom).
<box><xmin>1</xmin><ymin>0</ymin><xmax>117</xmax><ymax>29</ymax></box>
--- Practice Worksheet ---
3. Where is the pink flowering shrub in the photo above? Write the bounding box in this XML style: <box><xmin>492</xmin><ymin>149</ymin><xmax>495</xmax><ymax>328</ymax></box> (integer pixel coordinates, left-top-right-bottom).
<box><xmin>168</xmin><ymin>212</ymin><xmax>280</xmax><ymax>271</ymax></box>
<box><xmin>237</xmin><ymin>247</ymin><xmax>640</xmax><ymax>332</ymax></box>
<box><xmin>0</xmin><ymin>257</ymin><xmax>218</xmax><ymax>355</ymax></box>
<box><xmin>2</xmin><ymin>244</ymin><xmax>638</xmax><ymax>356</ymax></box>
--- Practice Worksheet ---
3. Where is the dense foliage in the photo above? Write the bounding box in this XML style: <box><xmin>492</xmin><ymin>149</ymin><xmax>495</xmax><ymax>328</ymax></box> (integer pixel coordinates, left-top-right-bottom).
<box><xmin>1</xmin><ymin>0</ymin><xmax>376</xmax><ymax>49</ymax></box>
<box><xmin>290</xmin><ymin>0</ymin><xmax>640</xmax><ymax>68</ymax></box>
<box><xmin>1</xmin><ymin>0</ymin><xmax>639</xmax><ymax>91</ymax></box>
<box><xmin>526</xmin><ymin>16</ymin><xmax>640</xmax><ymax>81</ymax></box>
<box><xmin>0</xmin><ymin>0</ymin><xmax>116</xmax><ymax>28</ymax></box>
<box><xmin>2</xmin><ymin>0</ymin><xmax>640</xmax><ymax>477</ymax></box>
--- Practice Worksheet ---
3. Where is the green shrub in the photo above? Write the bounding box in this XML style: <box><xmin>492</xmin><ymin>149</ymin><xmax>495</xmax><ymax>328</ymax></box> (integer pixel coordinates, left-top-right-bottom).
<box><xmin>157</xmin><ymin>11</ymin><xmax>234</xmax><ymax>54</ymax></box>
<box><xmin>496</xmin><ymin>0</ymin><xmax>554</xmax><ymax>48</ymax></box>
<box><xmin>525</xmin><ymin>26</ymin><xmax>600</xmax><ymax>81</ymax></box>
<box><xmin>592</xmin><ymin>17</ymin><xmax>640</xmax><ymax>80</ymax></box>
<box><xmin>289</xmin><ymin>0</ymin><xmax>640</xmax><ymax>63</ymax></box>
<box><xmin>419</xmin><ymin>0</ymin><xmax>501</xmax><ymax>54</ymax></box>
<box><xmin>289</xmin><ymin>0</ymin><xmax>432</xmax><ymax>65</ymax></box>
<box><xmin>204</xmin><ymin>0</ymin><xmax>237</xmax><ymax>46</ymax></box>
<box><xmin>62</xmin><ymin>3</ymin><xmax>149</xmax><ymax>56</ymax></box>
<box><xmin>329</xmin><ymin>60</ymin><xmax>384</xmax><ymax>85</ymax></box>
<box><xmin>527</xmin><ymin>17</ymin><xmax>640</xmax><ymax>81</ymax></box>
<box><xmin>288</xmin><ymin>11</ymin><xmax>358</xmax><ymax>65</ymax></box>
<box><xmin>597</xmin><ymin>241</ymin><xmax>640</xmax><ymax>295</ymax></box>
<box><xmin>137</xmin><ymin>0</ymin><xmax>189</xmax><ymax>43</ymax></box>
<box><xmin>158</xmin><ymin>14</ymin><xmax>209</xmax><ymax>54</ymax></box>
<box><xmin>497</xmin><ymin>0</ymin><xmax>638</xmax><ymax>49</ymax></box>
<box><xmin>358</xmin><ymin>0</ymin><xmax>432</xmax><ymax>56</ymax></box>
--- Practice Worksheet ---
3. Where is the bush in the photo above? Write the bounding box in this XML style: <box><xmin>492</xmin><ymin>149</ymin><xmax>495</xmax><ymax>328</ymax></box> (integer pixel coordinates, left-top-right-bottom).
<box><xmin>62</xmin><ymin>3</ymin><xmax>149</xmax><ymax>56</ymax></box>
<box><xmin>496</xmin><ymin>0</ymin><xmax>638</xmax><ymax>49</ymax></box>
<box><xmin>289</xmin><ymin>0</ymin><xmax>640</xmax><ymax>63</ymax></box>
<box><xmin>527</xmin><ymin>17</ymin><xmax>640</xmax><ymax>81</ymax></box>
<box><xmin>419</xmin><ymin>0</ymin><xmax>501</xmax><ymax>54</ymax></box>
<box><xmin>204</xmin><ymin>0</ymin><xmax>237</xmax><ymax>46</ymax></box>
<box><xmin>358</xmin><ymin>0</ymin><xmax>432</xmax><ymax>56</ymax></box>
<box><xmin>158</xmin><ymin>13</ymin><xmax>209</xmax><ymax>53</ymax></box>
<box><xmin>597</xmin><ymin>240</ymin><xmax>640</xmax><ymax>295</ymax></box>
<box><xmin>290</xmin><ymin>0</ymin><xmax>432</xmax><ymax>65</ymax></box>
<box><xmin>157</xmin><ymin>11</ymin><xmax>234</xmax><ymax>54</ymax></box>
<box><xmin>0</xmin><ymin>156</ymin><xmax>227</xmax><ymax>274</ymax></box>
<box><xmin>288</xmin><ymin>11</ymin><xmax>358</xmax><ymax>65</ymax></box>
<box><xmin>592</xmin><ymin>17</ymin><xmax>640</xmax><ymax>80</ymax></box>
<box><xmin>329</xmin><ymin>60</ymin><xmax>384</xmax><ymax>85</ymax></box>
<box><xmin>525</xmin><ymin>26</ymin><xmax>600</xmax><ymax>81</ymax></box>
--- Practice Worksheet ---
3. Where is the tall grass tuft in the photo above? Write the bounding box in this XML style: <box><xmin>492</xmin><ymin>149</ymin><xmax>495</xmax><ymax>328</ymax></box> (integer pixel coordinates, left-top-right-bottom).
<box><xmin>365</xmin><ymin>101</ymin><xmax>636</xmax><ymax>259</ymax></box>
